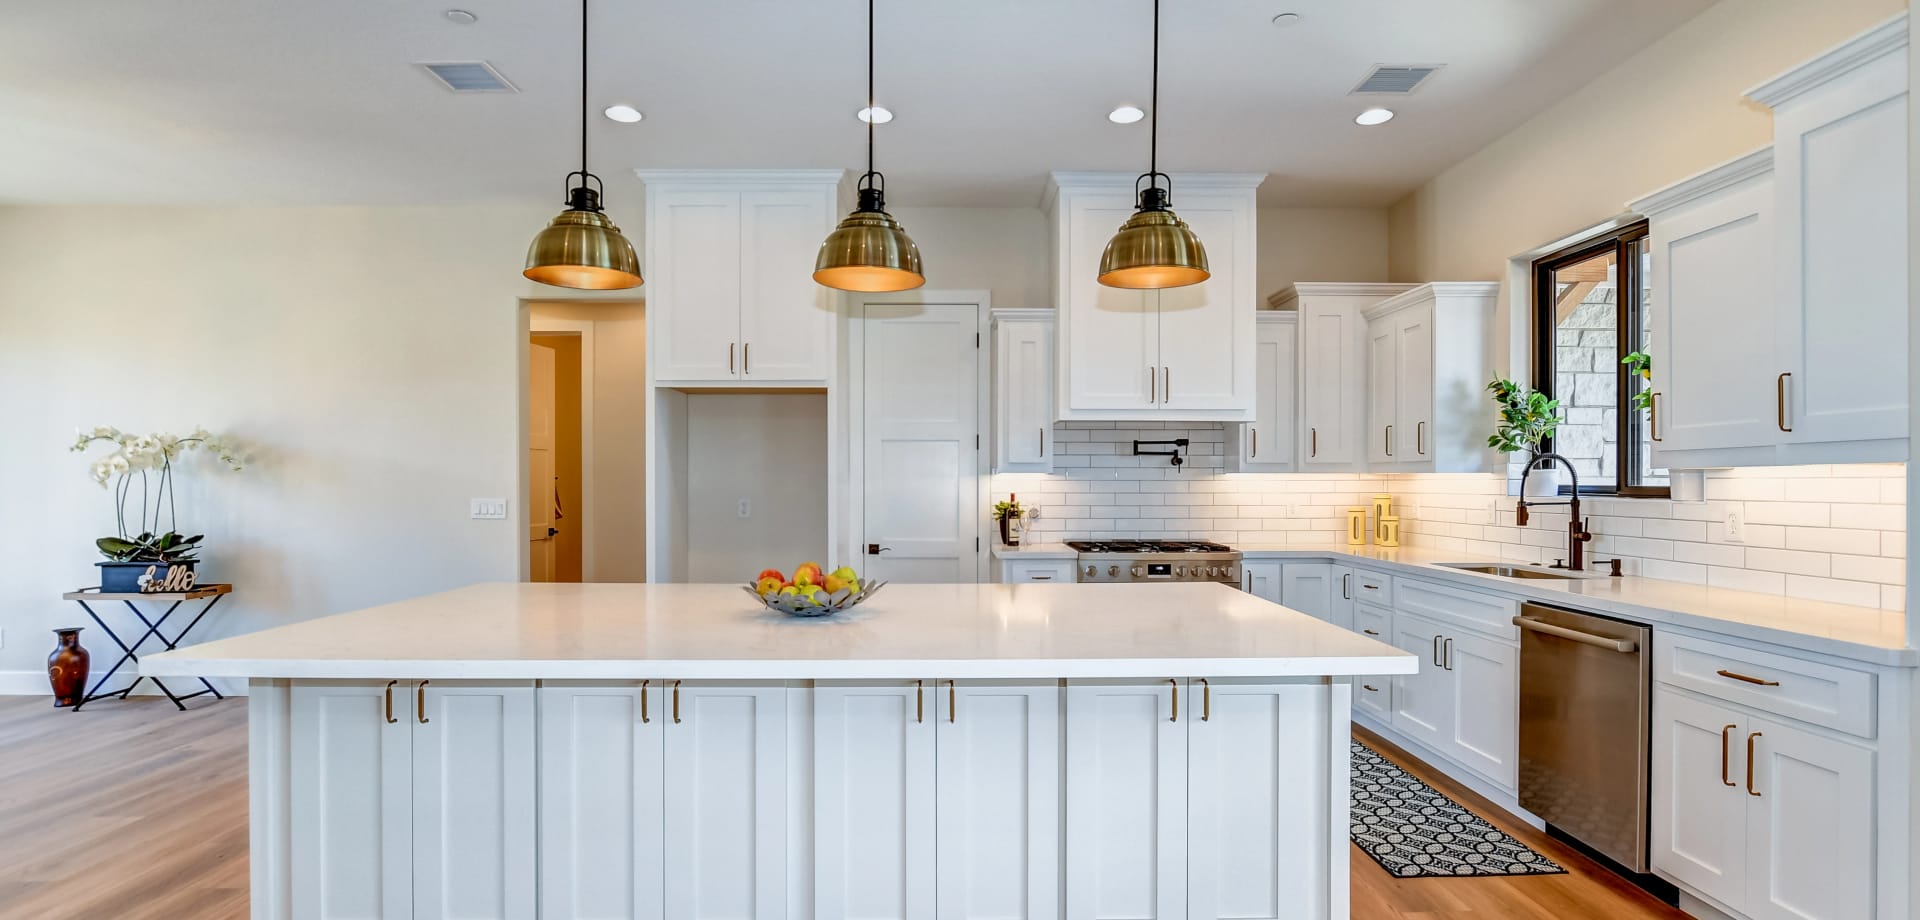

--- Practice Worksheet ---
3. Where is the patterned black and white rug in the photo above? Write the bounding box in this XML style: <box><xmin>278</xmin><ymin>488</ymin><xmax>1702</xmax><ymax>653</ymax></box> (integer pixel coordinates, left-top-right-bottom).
<box><xmin>1350</xmin><ymin>741</ymin><xmax>1565</xmax><ymax>879</ymax></box>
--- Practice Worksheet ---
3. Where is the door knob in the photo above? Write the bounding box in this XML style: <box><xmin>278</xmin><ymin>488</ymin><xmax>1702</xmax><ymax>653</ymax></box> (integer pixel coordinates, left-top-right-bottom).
<box><xmin>547</xmin><ymin>527</ymin><xmax>558</xmax><ymax>537</ymax></box>
<box><xmin>867</xmin><ymin>543</ymin><xmax>892</xmax><ymax>555</ymax></box>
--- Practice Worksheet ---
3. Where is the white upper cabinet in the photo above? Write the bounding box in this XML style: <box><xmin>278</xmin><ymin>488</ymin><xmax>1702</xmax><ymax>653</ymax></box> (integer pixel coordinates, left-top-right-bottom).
<box><xmin>993</xmin><ymin>309</ymin><xmax>1055</xmax><ymax>473</ymax></box>
<box><xmin>640</xmin><ymin>171</ymin><xmax>842</xmax><ymax>385</ymax></box>
<box><xmin>1226</xmin><ymin>313</ymin><xmax>1297</xmax><ymax>471</ymax></box>
<box><xmin>1747</xmin><ymin>16</ymin><xmax>1909</xmax><ymax>462</ymax></box>
<box><xmin>1273</xmin><ymin>284</ymin><xmax>1416</xmax><ymax>470</ymax></box>
<box><xmin>1361</xmin><ymin>283</ymin><xmax>1497</xmax><ymax>473</ymax></box>
<box><xmin>1047</xmin><ymin>172</ymin><xmax>1262</xmax><ymax>422</ymax></box>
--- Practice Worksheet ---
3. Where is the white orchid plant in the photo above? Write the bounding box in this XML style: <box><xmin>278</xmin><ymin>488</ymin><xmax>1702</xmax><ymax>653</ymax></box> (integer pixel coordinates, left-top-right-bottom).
<box><xmin>69</xmin><ymin>426</ymin><xmax>244</xmax><ymax>564</ymax></box>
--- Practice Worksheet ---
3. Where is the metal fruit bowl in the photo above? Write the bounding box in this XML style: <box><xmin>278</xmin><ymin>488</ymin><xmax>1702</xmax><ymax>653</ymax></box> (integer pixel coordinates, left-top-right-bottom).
<box><xmin>742</xmin><ymin>580</ymin><xmax>887</xmax><ymax>617</ymax></box>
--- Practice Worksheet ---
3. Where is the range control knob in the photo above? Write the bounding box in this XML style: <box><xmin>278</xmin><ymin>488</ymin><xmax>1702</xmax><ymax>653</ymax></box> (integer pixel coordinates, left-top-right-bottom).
<box><xmin>1206</xmin><ymin>565</ymin><xmax>1220</xmax><ymax>577</ymax></box>
<box><xmin>1174</xmin><ymin>565</ymin><xmax>1186</xmax><ymax>577</ymax></box>
<box><xmin>1130</xmin><ymin>565</ymin><xmax>1145</xmax><ymax>577</ymax></box>
<box><xmin>1084</xmin><ymin>565</ymin><xmax>1096</xmax><ymax>577</ymax></box>
<box><xmin>1108</xmin><ymin>565</ymin><xmax>1120</xmax><ymax>577</ymax></box>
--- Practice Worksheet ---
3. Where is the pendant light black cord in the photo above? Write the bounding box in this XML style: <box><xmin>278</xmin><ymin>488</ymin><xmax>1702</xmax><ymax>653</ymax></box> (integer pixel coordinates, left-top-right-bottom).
<box><xmin>867</xmin><ymin>0</ymin><xmax>875</xmax><ymax>182</ymax></box>
<box><xmin>580</xmin><ymin>0</ymin><xmax>589</xmax><ymax>181</ymax></box>
<box><xmin>1149</xmin><ymin>0</ymin><xmax>1158</xmax><ymax>180</ymax></box>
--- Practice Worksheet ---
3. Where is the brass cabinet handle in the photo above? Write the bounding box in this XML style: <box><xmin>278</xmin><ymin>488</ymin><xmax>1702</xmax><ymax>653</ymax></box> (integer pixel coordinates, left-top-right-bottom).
<box><xmin>1148</xmin><ymin>366</ymin><xmax>1156</xmax><ymax>403</ymax></box>
<box><xmin>417</xmin><ymin>679</ymin><xmax>429</xmax><ymax>724</ymax></box>
<box><xmin>1199</xmin><ymin>678</ymin><xmax>1210</xmax><ymax>721</ymax></box>
<box><xmin>916</xmin><ymin>680</ymin><xmax>924</xmax><ymax>724</ymax></box>
<box><xmin>1310</xmin><ymin>428</ymin><xmax>1318</xmax><ymax>458</ymax></box>
<box><xmin>1717</xmin><ymin>669</ymin><xmax>1780</xmax><ymax>687</ymax></box>
<box><xmin>1362</xmin><ymin>684</ymin><xmax>1379</xmax><ymax>692</ymax></box>
<box><xmin>1168</xmin><ymin>678</ymin><xmax>1179</xmax><ymax>722</ymax></box>
<box><xmin>672</xmin><ymin>680</ymin><xmax>682</xmax><ymax>724</ymax></box>
<box><xmin>1163</xmin><ymin>367</ymin><xmax>1170</xmax><ymax>403</ymax></box>
<box><xmin>1776</xmin><ymin>373</ymin><xmax>1791</xmax><ymax>432</ymax></box>
<box><xmin>1362</xmin><ymin>628</ymin><xmax>1380</xmax><ymax>636</ymax></box>
<box><xmin>947</xmin><ymin>680</ymin><xmax>956</xmax><ymax>723</ymax></box>
<box><xmin>1746</xmin><ymin>732</ymin><xmax>1762</xmax><ymax>797</ymax></box>
<box><xmin>1416</xmin><ymin>421</ymin><xmax>1426</xmax><ymax>456</ymax></box>
<box><xmin>1443</xmin><ymin>638</ymin><xmax>1453</xmax><ymax>671</ymax></box>
<box><xmin>1650</xmin><ymin>392</ymin><xmax>1662</xmax><ymax>442</ymax></box>
<box><xmin>640</xmin><ymin>680</ymin><xmax>650</xmax><ymax>724</ymax></box>
<box><xmin>385</xmin><ymin>680</ymin><xmax>398</xmax><ymax>724</ymax></box>
<box><xmin>743</xmin><ymin>343</ymin><xmax>749</xmax><ymax>375</ymax></box>
<box><xmin>1720</xmin><ymin>724</ymin><xmax>1736</xmax><ymax>787</ymax></box>
<box><xmin>1250</xmin><ymin>428</ymin><xmax>1258</xmax><ymax>459</ymax></box>
<box><xmin>1432</xmin><ymin>635</ymin><xmax>1442</xmax><ymax>667</ymax></box>
<box><xmin>729</xmin><ymin>343</ymin><xmax>735</xmax><ymax>375</ymax></box>
<box><xmin>1385</xmin><ymin>425</ymin><xmax>1393</xmax><ymax>457</ymax></box>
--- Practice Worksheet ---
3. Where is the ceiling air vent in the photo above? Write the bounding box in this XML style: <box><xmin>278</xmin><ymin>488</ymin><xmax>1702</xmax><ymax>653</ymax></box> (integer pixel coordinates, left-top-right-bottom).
<box><xmin>419</xmin><ymin>61</ymin><xmax>519</xmax><ymax>93</ymax></box>
<box><xmin>1350</xmin><ymin>64</ymin><xmax>1442</xmax><ymax>96</ymax></box>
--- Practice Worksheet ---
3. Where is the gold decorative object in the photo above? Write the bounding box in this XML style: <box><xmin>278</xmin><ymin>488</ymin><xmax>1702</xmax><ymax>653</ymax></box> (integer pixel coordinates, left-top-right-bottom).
<box><xmin>1346</xmin><ymin>507</ymin><xmax>1368</xmax><ymax>546</ymax></box>
<box><xmin>1372</xmin><ymin>494</ymin><xmax>1394</xmax><ymax>543</ymax></box>
<box><xmin>1378</xmin><ymin>515</ymin><xmax>1401</xmax><ymax>548</ymax></box>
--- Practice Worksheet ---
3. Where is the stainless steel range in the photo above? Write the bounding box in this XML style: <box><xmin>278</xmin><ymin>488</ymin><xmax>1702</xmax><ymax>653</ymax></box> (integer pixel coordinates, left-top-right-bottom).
<box><xmin>1065</xmin><ymin>540</ymin><xmax>1242</xmax><ymax>585</ymax></box>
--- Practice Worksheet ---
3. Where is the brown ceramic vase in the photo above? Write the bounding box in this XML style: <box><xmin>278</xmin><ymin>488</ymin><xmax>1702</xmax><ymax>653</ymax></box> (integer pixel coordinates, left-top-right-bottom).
<box><xmin>48</xmin><ymin>628</ymin><xmax>89</xmax><ymax>708</ymax></box>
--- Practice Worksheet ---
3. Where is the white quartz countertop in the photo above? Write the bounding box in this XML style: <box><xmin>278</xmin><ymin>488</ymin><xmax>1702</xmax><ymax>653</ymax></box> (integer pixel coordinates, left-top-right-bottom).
<box><xmin>1240</xmin><ymin>545</ymin><xmax>1913</xmax><ymax>667</ymax></box>
<box><xmin>141</xmin><ymin>582</ymin><xmax>1417</xmax><ymax>681</ymax></box>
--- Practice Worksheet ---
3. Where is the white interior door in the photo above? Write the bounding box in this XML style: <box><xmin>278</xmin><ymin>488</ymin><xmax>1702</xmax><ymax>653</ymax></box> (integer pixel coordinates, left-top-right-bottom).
<box><xmin>528</xmin><ymin>342</ymin><xmax>557</xmax><ymax>583</ymax></box>
<box><xmin>861</xmin><ymin>302</ymin><xmax>982</xmax><ymax>583</ymax></box>
<box><xmin>412</xmin><ymin>681</ymin><xmax>537</xmax><ymax>920</ymax></box>
<box><xmin>290</xmin><ymin>681</ymin><xmax>412</xmax><ymax>920</ymax></box>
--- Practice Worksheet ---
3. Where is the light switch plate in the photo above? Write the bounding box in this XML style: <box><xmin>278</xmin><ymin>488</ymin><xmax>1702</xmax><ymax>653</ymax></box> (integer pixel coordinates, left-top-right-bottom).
<box><xmin>471</xmin><ymin>498</ymin><xmax>508</xmax><ymax>520</ymax></box>
<box><xmin>737</xmin><ymin>499</ymin><xmax>751</xmax><ymax>519</ymax></box>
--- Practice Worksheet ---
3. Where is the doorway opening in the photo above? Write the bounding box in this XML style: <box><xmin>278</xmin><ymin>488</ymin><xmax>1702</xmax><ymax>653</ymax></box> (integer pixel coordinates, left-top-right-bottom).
<box><xmin>529</xmin><ymin>332</ymin><xmax>583</xmax><ymax>582</ymax></box>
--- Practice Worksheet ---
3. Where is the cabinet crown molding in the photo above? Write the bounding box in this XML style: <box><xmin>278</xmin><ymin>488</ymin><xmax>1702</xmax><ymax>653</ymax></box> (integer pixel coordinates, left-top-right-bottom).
<box><xmin>991</xmin><ymin>307</ymin><xmax>1055</xmax><ymax>323</ymax></box>
<box><xmin>1361</xmin><ymin>281</ymin><xmax>1500</xmax><ymax>319</ymax></box>
<box><xmin>1254</xmin><ymin>310</ymin><xmax>1298</xmax><ymax>325</ymax></box>
<box><xmin>1627</xmin><ymin>148</ymin><xmax>1773</xmax><ymax>218</ymax></box>
<box><xmin>1744</xmin><ymin>12</ymin><xmax>1908</xmax><ymax>108</ymax></box>
<box><xmin>634</xmin><ymin>168</ymin><xmax>846</xmax><ymax>188</ymax></box>
<box><xmin>1266</xmin><ymin>282</ymin><xmax>1419</xmax><ymax>310</ymax></box>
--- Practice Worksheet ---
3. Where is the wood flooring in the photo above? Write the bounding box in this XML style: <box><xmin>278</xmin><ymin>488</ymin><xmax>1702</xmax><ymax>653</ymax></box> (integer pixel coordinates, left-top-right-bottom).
<box><xmin>0</xmin><ymin>696</ymin><xmax>1687</xmax><ymax>920</ymax></box>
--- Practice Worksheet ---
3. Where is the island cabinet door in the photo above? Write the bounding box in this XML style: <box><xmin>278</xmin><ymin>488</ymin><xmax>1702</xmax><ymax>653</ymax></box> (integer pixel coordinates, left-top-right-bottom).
<box><xmin>1064</xmin><ymin>680</ymin><xmax>1186</xmax><ymax>920</ymax></box>
<box><xmin>812</xmin><ymin>681</ymin><xmax>936</xmax><ymax>920</ymax></box>
<box><xmin>665</xmin><ymin>681</ymin><xmax>790</xmax><ymax>920</ymax></box>
<box><xmin>936</xmin><ymin>681</ymin><xmax>1063</xmax><ymax>920</ymax></box>
<box><xmin>538</xmin><ymin>681</ymin><xmax>667</xmax><ymax>920</ymax></box>
<box><xmin>1188</xmin><ymin>679</ymin><xmax>1336</xmax><ymax>920</ymax></box>
<box><xmin>289</xmin><ymin>680</ymin><xmax>413</xmax><ymax>920</ymax></box>
<box><xmin>411</xmin><ymin>680</ymin><xmax>537</xmax><ymax>920</ymax></box>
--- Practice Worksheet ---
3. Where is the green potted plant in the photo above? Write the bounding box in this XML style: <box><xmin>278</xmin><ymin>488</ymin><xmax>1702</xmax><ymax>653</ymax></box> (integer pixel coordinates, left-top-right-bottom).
<box><xmin>1485</xmin><ymin>378</ymin><xmax>1562</xmax><ymax>497</ymax></box>
<box><xmin>992</xmin><ymin>495</ymin><xmax>1024</xmax><ymax>547</ymax></box>
<box><xmin>70</xmin><ymin>427</ymin><xmax>243</xmax><ymax>592</ymax></box>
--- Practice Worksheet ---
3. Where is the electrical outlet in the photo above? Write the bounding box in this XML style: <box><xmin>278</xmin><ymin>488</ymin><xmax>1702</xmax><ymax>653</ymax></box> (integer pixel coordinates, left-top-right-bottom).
<box><xmin>1723</xmin><ymin>510</ymin><xmax>1744</xmax><ymax>543</ymax></box>
<box><xmin>470</xmin><ymin>498</ymin><xmax>508</xmax><ymax>520</ymax></box>
<box><xmin>0</xmin><ymin>627</ymin><xmax>6</xmax><ymax>649</ymax></box>
<box><xmin>737</xmin><ymin>499</ymin><xmax>752</xmax><ymax>519</ymax></box>
<box><xmin>1026</xmin><ymin>504</ymin><xmax>1042</xmax><ymax>520</ymax></box>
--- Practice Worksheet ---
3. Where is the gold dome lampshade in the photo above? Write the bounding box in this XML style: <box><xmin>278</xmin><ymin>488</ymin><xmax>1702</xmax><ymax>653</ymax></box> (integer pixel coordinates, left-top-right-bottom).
<box><xmin>1097</xmin><ymin>189</ymin><xmax>1209</xmax><ymax>289</ymax></box>
<box><xmin>814</xmin><ymin>185</ymin><xmax>924</xmax><ymax>293</ymax></box>
<box><xmin>524</xmin><ymin>185</ymin><xmax>642</xmax><ymax>290</ymax></box>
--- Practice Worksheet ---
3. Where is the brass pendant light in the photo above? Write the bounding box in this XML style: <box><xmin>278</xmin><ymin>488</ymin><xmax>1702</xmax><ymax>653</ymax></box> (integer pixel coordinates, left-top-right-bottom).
<box><xmin>814</xmin><ymin>0</ymin><xmax>925</xmax><ymax>293</ymax></box>
<box><xmin>524</xmin><ymin>0</ymin><xmax>642</xmax><ymax>290</ymax></box>
<box><xmin>1098</xmin><ymin>0</ymin><xmax>1209</xmax><ymax>290</ymax></box>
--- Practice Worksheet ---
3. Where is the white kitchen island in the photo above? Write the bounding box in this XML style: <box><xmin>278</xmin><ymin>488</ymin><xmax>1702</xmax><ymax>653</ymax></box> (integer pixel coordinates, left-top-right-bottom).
<box><xmin>143</xmin><ymin>581</ymin><xmax>1416</xmax><ymax>920</ymax></box>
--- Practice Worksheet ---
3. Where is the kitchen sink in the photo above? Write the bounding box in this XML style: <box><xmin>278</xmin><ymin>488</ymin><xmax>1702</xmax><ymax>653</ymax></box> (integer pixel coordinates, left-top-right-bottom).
<box><xmin>1434</xmin><ymin>563</ymin><xmax>1589</xmax><ymax>581</ymax></box>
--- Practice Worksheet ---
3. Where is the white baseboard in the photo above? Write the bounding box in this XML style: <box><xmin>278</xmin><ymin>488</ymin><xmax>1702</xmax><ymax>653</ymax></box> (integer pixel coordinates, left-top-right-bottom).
<box><xmin>0</xmin><ymin>669</ymin><xmax>246</xmax><ymax>699</ymax></box>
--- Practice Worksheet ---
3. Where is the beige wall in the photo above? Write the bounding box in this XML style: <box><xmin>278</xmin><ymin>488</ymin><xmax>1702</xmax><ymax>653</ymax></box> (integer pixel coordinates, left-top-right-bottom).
<box><xmin>529</xmin><ymin>300</ymin><xmax>649</xmax><ymax>582</ymax></box>
<box><xmin>683</xmin><ymin>393</ymin><xmax>830</xmax><ymax>582</ymax></box>
<box><xmin>1255</xmin><ymin>208</ymin><xmax>1391</xmax><ymax>301</ymax></box>
<box><xmin>1387</xmin><ymin>0</ymin><xmax>1904</xmax><ymax>283</ymax></box>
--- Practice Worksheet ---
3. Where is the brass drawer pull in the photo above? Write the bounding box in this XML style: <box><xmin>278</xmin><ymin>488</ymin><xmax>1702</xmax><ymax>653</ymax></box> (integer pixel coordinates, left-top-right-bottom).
<box><xmin>729</xmin><ymin>343</ymin><xmax>735</xmax><ymax>375</ymax></box>
<box><xmin>1148</xmin><ymin>366</ymin><xmax>1156</xmax><ymax>403</ymax></box>
<box><xmin>1720</xmin><ymin>724</ymin><xmax>1736</xmax><ymax>787</ymax></box>
<box><xmin>1716</xmin><ymin>669</ymin><xmax>1780</xmax><ymax>687</ymax></box>
<box><xmin>1199</xmin><ymin>678</ymin><xmax>1210</xmax><ymax>722</ymax></box>
<box><xmin>916</xmin><ymin>679</ymin><xmax>924</xmax><ymax>724</ymax></box>
<box><xmin>384</xmin><ymin>680</ymin><xmax>398</xmax><ymax>724</ymax></box>
<box><xmin>1168</xmin><ymin>678</ymin><xmax>1178</xmax><ymax>722</ymax></box>
<box><xmin>1250</xmin><ymin>428</ymin><xmax>1258</xmax><ymax>459</ymax></box>
<box><xmin>672</xmin><ymin>680</ymin><xmax>682</xmax><ymax>724</ymax></box>
<box><xmin>417</xmin><ymin>679</ymin><xmax>429</xmax><ymax>724</ymax></box>
<box><xmin>1442</xmin><ymin>638</ymin><xmax>1453</xmax><ymax>671</ymax></box>
<box><xmin>1416</xmin><ymin>421</ymin><xmax>1426</xmax><ymax>456</ymax></box>
<box><xmin>641</xmin><ymin>680</ymin><xmax>650</xmax><ymax>724</ymax></box>
<box><xmin>743</xmin><ymin>343</ymin><xmax>750</xmax><ymax>375</ymax></box>
<box><xmin>1310</xmin><ymin>427</ymin><xmax>1318</xmax><ymax>458</ymax></box>
<box><xmin>948</xmin><ymin>680</ymin><xmax>956</xmax><ymax>723</ymax></box>
<box><xmin>1776</xmin><ymin>373</ymin><xmax>1792</xmax><ymax>432</ymax></box>
<box><xmin>1746</xmin><ymin>731</ymin><xmax>1763</xmax><ymax>797</ymax></box>
<box><xmin>1385</xmin><ymin>425</ymin><xmax>1394</xmax><ymax>457</ymax></box>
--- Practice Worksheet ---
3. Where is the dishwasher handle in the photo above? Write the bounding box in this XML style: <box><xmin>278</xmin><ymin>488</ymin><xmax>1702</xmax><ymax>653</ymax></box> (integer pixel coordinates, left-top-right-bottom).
<box><xmin>1512</xmin><ymin>615</ymin><xmax>1639</xmax><ymax>653</ymax></box>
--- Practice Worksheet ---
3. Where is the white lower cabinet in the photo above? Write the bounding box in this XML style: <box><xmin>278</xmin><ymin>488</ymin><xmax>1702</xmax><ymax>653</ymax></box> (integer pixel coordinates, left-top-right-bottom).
<box><xmin>1242</xmin><ymin>558</ymin><xmax>1283</xmax><ymax>603</ymax></box>
<box><xmin>1382</xmin><ymin>604</ymin><xmax>1518</xmax><ymax>791</ymax></box>
<box><xmin>290</xmin><ymin>680</ymin><xmax>535</xmax><ymax>920</ymax></box>
<box><xmin>1388</xmin><ymin>613</ymin><xmax>1450</xmax><ymax>753</ymax></box>
<box><xmin>1065</xmin><ymin>680</ymin><xmax>1186</xmax><ymax>920</ymax></box>
<box><xmin>813</xmin><ymin>681</ymin><xmax>936</xmax><ymax>919</ymax></box>
<box><xmin>538</xmin><ymin>681</ymin><xmax>667</xmax><ymax>920</ymax></box>
<box><xmin>1652</xmin><ymin>686</ymin><xmax>1875</xmax><ymax>920</ymax></box>
<box><xmin>665</xmin><ymin>682</ymin><xmax>791</xmax><ymax>920</ymax></box>
<box><xmin>1000</xmin><ymin>557</ymin><xmax>1078</xmax><ymax>584</ymax></box>
<box><xmin>1351</xmin><ymin>601</ymin><xmax>1394</xmax><ymax>721</ymax></box>
<box><xmin>1276</xmin><ymin>562</ymin><xmax>1331</xmax><ymax>617</ymax></box>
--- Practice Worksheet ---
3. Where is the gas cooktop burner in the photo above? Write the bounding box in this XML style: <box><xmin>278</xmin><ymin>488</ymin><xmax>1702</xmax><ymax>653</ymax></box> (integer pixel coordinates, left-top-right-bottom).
<box><xmin>1064</xmin><ymin>539</ymin><xmax>1234</xmax><ymax>554</ymax></box>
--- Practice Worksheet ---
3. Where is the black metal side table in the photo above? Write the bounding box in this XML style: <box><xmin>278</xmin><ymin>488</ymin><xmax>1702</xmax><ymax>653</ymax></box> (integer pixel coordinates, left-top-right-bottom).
<box><xmin>60</xmin><ymin>583</ymin><xmax>232</xmax><ymax>711</ymax></box>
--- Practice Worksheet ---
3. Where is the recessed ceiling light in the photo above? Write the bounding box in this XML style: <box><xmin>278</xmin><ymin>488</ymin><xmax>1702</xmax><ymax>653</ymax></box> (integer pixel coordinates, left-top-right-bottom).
<box><xmin>444</xmin><ymin>9</ymin><xmax>478</xmax><ymax>24</ymax></box>
<box><xmin>857</xmin><ymin>106</ymin><xmax>894</xmax><ymax>124</ymax></box>
<box><xmin>1355</xmin><ymin>107</ymin><xmax>1395</xmax><ymax>126</ymax></box>
<box><xmin>1270</xmin><ymin>12</ymin><xmax>1302</xmax><ymax>27</ymax></box>
<box><xmin>1108</xmin><ymin>105</ymin><xmax>1146</xmax><ymax>124</ymax></box>
<box><xmin>603</xmin><ymin>104</ymin><xmax>643</xmax><ymax>123</ymax></box>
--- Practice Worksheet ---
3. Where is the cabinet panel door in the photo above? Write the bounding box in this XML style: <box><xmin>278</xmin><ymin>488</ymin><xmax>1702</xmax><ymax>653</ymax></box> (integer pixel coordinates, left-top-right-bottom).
<box><xmin>1156</xmin><ymin>200</ymin><xmax>1251</xmax><ymax>412</ymax></box>
<box><xmin>740</xmin><ymin>190</ymin><xmax>833</xmax><ymax>383</ymax></box>
<box><xmin>813</xmin><ymin>682</ymin><xmax>935</xmax><ymax>920</ymax></box>
<box><xmin>1651</xmin><ymin>177</ymin><xmax>1777</xmax><ymax>456</ymax></box>
<box><xmin>412</xmin><ymin>681</ymin><xmax>536</xmax><ymax>920</ymax></box>
<box><xmin>1650</xmin><ymin>690</ymin><xmax>1748</xmax><ymax>910</ymax></box>
<box><xmin>1773</xmin><ymin>53</ymin><xmax>1909</xmax><ymax>448</ymax></box>
<box><xmin>1365</xmin><ymin>318</ymin><xmax>1398</xmax><ymax>466</ymax></box>
<box><xmin>1327</xmin><ymin>566</ymin><xmax>1356</xmax><ymax>632</ymax></box>
<box><xmin>665</xmin><ymin>682</ymin><xmax>789</xmax><ymax>920</ymax></box>
<box><xmin>652</xmin><ymin>190</ymin><xmax>743</xmax><ymax>382</ymax></box>
<box><xmin>1388</xmin><ymin>614</ymin><xmax>1449</xmax><ymax>752</ymax></box>
<box><xmin>290</xmin><ymin>681</ymin><xmax>412</xmax><ymax>920</ymax></box>
<box><xmin>1298</xmin><ymin>304</ymin><xmax>1363</xmax><ymax>468</ymax></box>
<box><xmin>1236</xmin><ymin>319</ymin><xmax>1296</xmax><ymax>470</ymax></box>
<box><xmin>1393</xmin><ymin>310</ymin><xmax>1434</xmax><ymax>466</ymax></box>
<box><xmin>1442</xmin><ymin>634</ymin><xmax>1517</xmax><ymax>789</ymax></box>
<box><xmin>1241</xmin><ymin>560</ymin><xmax>1283</xmax><ymax>604</ymax></box>
<box><xmin>937</xmin><ymin>681</ymin><xmax>1063</xmax><ymax>920</ymax></box>
<box><xmin>1065</xmin><ymin>680</ymin><xmax>1186</xmax><ymax>920</ymax></box>
<box><xmin>1744</xmin><ymin>718</ymin><xmax>1874</xmax><ymax>920</ymax></box>
<box><xmin>539</xmin><ymin>682</ymin><xmax>666</xmax><ymax>920</ymax></box>
<box><xmin>1064</xmin><ymin>199</ymin><xmax>1159</xmax><ymax>411</ymax></box>
<box><xmin>997</xmin><ymin>320</ymin><xmax>1055</xmax><ymax>471</ymax></box>
<box><xmin>1278</xmin><ymin>563</ymin><xmax>1332</xmax><ymax>620</ymax></box>
<box><xmin>1188</xmin><ymin>680</ymin><xmax>1333</xmax><ymax>920</ymax></box>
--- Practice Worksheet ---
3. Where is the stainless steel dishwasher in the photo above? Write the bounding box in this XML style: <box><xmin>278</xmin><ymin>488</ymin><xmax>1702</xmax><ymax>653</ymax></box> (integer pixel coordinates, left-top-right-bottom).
<box><xmin>1513</xmin><ymin>602</ymin><xmax>1652</xmax><ymax>872</ymax></box>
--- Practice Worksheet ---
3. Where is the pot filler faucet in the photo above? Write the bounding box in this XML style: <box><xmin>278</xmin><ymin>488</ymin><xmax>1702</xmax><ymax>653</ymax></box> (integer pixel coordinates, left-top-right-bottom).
<box><xmin>1516</xmin><ymin>452</ymin><xmax>1594</xmax><ymax>572</ymax></box>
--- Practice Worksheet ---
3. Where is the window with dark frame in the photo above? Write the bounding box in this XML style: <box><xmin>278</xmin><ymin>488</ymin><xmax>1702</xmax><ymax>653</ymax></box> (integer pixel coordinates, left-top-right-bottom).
<box><xmin>1531</xmin><ymin>221</ymin><xmax>1669</xmax><ymax>498</ymax></box>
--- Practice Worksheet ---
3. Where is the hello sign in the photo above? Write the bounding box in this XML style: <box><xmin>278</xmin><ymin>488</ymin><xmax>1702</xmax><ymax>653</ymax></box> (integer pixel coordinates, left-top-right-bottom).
<box><xmin>137</xmin><ymin>565</ymin><xmax>198</xmax><ymax>594</ymax></box>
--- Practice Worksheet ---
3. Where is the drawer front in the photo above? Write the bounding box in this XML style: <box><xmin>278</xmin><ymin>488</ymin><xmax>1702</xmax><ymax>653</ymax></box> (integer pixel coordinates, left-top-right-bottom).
<box><xmin>1003</xmin><ymin>559</ymin><xmax>1076</xmax><ymax>584</ymax></box>
<box><xmin>1353</xmin><ymin>675</ymin><xmax>1392</xmax><ymax>720</ymax></box>
<box><xmin>1655</xmin><ymin>632</ymin><xmax>1876</xmax><ymax>738</ymax></box>
<box><xmin>1352</xmin><ymin>600</ymin><xmax>1392</xmax><ymax>643</ymax></box>
<box><xmin>1394</xmin><ymin>577</ymin><xmax>1520</xmax><ymax>640</ymax></box>
<box><xmin>1351</xmin><ymin>569</ymin><xmax>1393</xmax><ymax>607</ymax></box>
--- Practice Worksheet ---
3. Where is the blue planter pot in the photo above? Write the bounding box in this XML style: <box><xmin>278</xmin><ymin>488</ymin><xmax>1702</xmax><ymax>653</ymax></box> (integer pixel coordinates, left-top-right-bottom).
<box><xmin>96</xmin><ymin>560</ymin><xmax>194</xmax><ymax>593</ymax></box>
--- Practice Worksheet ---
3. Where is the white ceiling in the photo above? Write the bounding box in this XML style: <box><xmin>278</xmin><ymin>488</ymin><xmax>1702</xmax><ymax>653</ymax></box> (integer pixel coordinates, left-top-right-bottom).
<box><xmin>0</xmin><ymin>0</ymin><xmax>1711</xmax><ymax>208</ymax></box>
